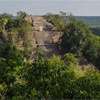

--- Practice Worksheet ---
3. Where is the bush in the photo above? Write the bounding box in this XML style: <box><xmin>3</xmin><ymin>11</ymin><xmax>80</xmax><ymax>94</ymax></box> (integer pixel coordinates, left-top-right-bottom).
<box><xmin>60</xmin><ymin>19</ymin><xmax>91</xmax><ymax>56</ymax></box>
<box><xmin>74</xmin><ymin>68</ymin><xmax>100</xmax><ymax>99</ymax></box>
<box><xmin>63</xmin><ymin>53</ymin><xmax>78</xmax><ymax>65</ymax></box>
<box><xmin>83</xmin><ymin>34</ymin><xmax>100</xmax><ymax>69</ymax></box>
<box><xmin>45</xmin><ymin>13</ymin><xmax>66</xmax><ymax>31</ymax></box>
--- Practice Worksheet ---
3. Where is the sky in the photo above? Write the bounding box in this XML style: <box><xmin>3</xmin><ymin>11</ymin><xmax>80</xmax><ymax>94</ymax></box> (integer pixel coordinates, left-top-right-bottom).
<box><xmin>0</xmin><ymin>0</ymin><xmax>100</xmax><ymax>16</ymax></box>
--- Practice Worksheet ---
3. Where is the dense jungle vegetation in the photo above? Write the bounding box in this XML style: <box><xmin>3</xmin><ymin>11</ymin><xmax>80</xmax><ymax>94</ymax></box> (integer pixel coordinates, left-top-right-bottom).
<box><xmin>0</xmin><ymin>12</ymin><xmax>100</xmax><ymax>100</ymax></box>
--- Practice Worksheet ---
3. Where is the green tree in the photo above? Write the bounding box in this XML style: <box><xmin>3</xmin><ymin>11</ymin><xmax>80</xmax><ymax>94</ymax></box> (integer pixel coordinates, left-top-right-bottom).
<box><xmin>24</xmin><ymin>55</ymin><xmax>80</xmax><ymax>99</ymax></box>
<box><xmin>45</xmin><ymin>13</ymin><xmax>66</xmax><ymax>31</ymax></box>
<box><xmin>17</xmin><ymin>11</ymin><xmax>27</xmax><ymax>19</ymax></box>
<box><xmin>63</xmin><ymin>53</ymin><xmax>78</xmax><ymax>65</ymax></box>
<box><xmin>24</xmin><ymin>55</ymin><xmax>65</xmax><ymax>98</ymax></box>
<box><xmin>0</xmin><ymin>43</ymin><xmax>25</xmax><ymax>99</ymax></box>
<box><xmin>83</xmin><ymin>34</ymin><xmax>100</xmax><ymax>69</ymax></box>
<box><xmin>74</xmin><ymin>68</ymin><xmax>100</xmax><ymax>99</ymax></box>
<box><xmin>60</xmin><ymin>19</ymin><xmax>91</xmax><ymax>56</ymax></box>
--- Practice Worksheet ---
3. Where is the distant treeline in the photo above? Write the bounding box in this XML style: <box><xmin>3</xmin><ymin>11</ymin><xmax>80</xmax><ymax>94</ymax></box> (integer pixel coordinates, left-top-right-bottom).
<box><xmin>75</xmin><ymin>16</ymin><xmax>100</xmax><ymax>27</ymax></box>
<box><xmin>75</xmin><ymin>16</ymin><xmax>100</xmax><ymax>35</ymax></box>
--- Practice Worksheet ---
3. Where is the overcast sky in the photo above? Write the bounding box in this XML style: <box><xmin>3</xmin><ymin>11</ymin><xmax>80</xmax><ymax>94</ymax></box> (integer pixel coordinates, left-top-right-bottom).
<box><xmin>0</xmin><ymin>0</ymin><xmax>100</xmax><ymax>16</ymax></box>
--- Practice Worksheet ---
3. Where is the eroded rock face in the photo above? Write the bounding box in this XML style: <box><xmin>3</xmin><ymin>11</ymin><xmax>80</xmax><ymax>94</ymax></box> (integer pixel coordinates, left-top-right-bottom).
<box><xmin>31</xmin><ymin>16</ymin><xmax>61</xmax><ymax>57</ymax></box>
<box><xmin>32</xmin><ymin>16</ymin><xmax>61</xmax><ymax>43</ymax></box>
<box><xmin>32</xmin><ymin>16</ymin><xmax>45</xmax><ymax>31</ymax></box>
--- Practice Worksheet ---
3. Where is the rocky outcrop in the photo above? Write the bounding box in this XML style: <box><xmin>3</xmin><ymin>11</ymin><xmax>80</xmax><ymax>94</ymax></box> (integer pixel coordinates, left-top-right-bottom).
<box><xmin>31</xmin><ymin>16</ymin><xmax>61</xmax><ymax>57</ymax></box>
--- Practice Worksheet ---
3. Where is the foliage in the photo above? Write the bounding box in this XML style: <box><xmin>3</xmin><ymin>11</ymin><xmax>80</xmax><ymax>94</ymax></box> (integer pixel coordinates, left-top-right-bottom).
<box><xmin>0</xmin><ymin>12</ymin><xmax>100</xmax><ymax>99</ymax></box>
<box><xmin>60</xmin><ymin>19</ymin><xmax>91</xmax><ymax>56</ymax></box>
<box><xmin>0</xmin><ymin>43</ymin><xmax>99</xmax><ymax>99</ymax></box>
<box><xmin>74</xmin><ymin>68</ymin><xmax>100</xmax><ymax>99</ymax></box>
<box><xmin>83</xmin><ymin>34</ymin><xmax>100</xmax><ymax>69</ymax></box>
<box><xmin>63</xmin><ymin>53</ymin><xmax>78</xmax><ymax>65</ymax></box>
<box><xmin>45</xmin><ymin>13</ymin><xmax>66</xmax><ymax>31</ymax></box>
<box><xmin>24</xmin><ymin>54</ymin><xmax>100</xmax><ymax>99</ymax></box>
<box><xmin>59</xmin><ymin>16</ymin><xmax>100</xmax><ymax>69</ymax></box>
<box><xmin>0</xmin><ymin>43</ymin><xmax>25</xmax><ymax>99</ymax></box>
